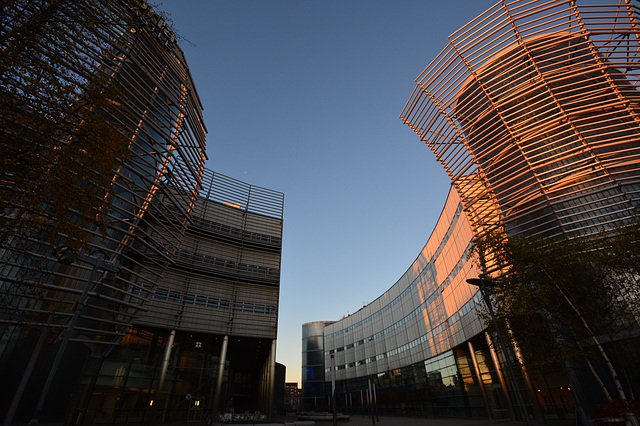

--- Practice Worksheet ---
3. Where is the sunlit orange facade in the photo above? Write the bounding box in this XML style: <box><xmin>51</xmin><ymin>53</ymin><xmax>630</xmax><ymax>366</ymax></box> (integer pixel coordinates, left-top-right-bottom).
<box><xmin>401</xmin><ymin>0</ymin><xmax>640</xmax><ymax>240</ymax></box>
<box><xmin>307</xmin><ymin>0</ymin><xmax>640</xmax><ymax>422</ymax></box>
<box><xmin>314</xmin><ymin>189</ymin><xmax>495</xmax><ymax>418</ymax></box>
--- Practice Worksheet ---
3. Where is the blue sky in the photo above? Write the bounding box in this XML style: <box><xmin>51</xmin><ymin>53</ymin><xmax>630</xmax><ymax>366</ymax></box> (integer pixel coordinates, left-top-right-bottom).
<box><xmin>158</xmin><ymin>0</ymin><xmax>494</xmax><ymax>385</ymax></box>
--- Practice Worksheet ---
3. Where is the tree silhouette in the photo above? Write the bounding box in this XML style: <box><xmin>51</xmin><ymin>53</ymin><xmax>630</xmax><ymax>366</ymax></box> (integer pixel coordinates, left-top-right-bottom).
<box><xmin>473</xmin><ymin>222</ymin><xmax>640</xmax><ymax>402</ymax></box>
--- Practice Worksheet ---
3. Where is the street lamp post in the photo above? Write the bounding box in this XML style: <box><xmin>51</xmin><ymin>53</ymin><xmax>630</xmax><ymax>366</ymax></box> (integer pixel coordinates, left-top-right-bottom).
<box><xmin>467</xmin><ymin>278</ymin><xmax>533</xmax><ymax>426</ymax></box>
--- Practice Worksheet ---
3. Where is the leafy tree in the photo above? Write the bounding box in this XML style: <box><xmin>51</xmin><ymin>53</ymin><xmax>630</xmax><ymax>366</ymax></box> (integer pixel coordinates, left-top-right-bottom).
<box><xmin>473</xmin><ymin>222</ymin><xmax>640</xmax><ymax>402</ymax></box>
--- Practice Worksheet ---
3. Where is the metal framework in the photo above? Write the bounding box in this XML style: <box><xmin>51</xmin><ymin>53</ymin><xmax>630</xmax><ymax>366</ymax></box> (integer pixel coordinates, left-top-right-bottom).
<box><xmin>401</xmin><ymin>0</ymin><xmax>640</xmax><ymax>239</ymax></box>
<box><xmin>0</xmin><ymin>0</ymin><xmax>207</xmax><ymax>350</ymax></box>
<box><xmin>137</xmin><ymin>169</ymin><xmax>284</xmax><ymax>339</ymax></box>
<box><xmin>122</xmin><ymin>170</ymin><xmax>283</xmax><ymax>420</ymax></box>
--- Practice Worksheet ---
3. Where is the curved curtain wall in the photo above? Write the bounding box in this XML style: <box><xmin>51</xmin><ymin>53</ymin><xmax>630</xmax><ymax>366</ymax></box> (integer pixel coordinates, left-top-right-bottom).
<box><xmin>323</xmin><ymin>188</ymin><xmax>481</xmax><ymax>381</ymax></box>
<box><xmin>400</xmin><ymin>0</ymin><xmax>640</xmax><ymax>240</ymax></box>
<box><xmin>313</xmin><ymin>189</ymin><xmax>528</xmax><ymax>419</ymax></box>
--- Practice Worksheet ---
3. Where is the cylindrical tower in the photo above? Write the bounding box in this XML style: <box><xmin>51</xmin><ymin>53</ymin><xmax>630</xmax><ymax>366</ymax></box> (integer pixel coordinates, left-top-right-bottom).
<box><xmin>301</xmin><ymin>321</ymin><xmax>334</xmax><ymax>412</ymax></box>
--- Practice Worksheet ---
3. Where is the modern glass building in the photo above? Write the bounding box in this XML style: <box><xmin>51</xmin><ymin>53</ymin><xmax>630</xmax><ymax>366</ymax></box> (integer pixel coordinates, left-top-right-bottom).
<box><xmin>72</xmin><ymin>171</ymin><xmax>284</xmax><ymax>424</ymax></box>
<box><xmin>310</xmin><ymin>190</ymin><xmax>530</xmax><ymax>419</ymax></box>
<box><xmin>1</xmin><ymin>1</ymin><xmax>283</xmax><ymax>424</ymax></box>
<box><xmin>306</xmin><ymin>0</ymin><xmax>640</xmax><ymax>423</ymax></box>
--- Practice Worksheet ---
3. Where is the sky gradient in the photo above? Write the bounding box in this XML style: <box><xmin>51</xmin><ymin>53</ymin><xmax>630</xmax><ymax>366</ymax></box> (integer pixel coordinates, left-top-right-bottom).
<box><xmin>158</xmin><ymin>0</ymin><xmax>496</xmax><ymax>385</ymax></box>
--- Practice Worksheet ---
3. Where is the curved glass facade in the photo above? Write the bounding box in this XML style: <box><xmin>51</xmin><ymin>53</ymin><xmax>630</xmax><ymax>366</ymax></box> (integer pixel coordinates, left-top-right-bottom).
<box><xmin>314</xmin><ymin>189</ymin><xmax>520</xmax><ymax>418</ymax></box>
<box><xmin>310</xmin><ymin>190</ymin><xmax>562</xmax><ymax>419</ymax></box>
<box><xmin>323</xmin><ymin>192</ymin><xmax>478</xmax><ymax>375</ymax></box>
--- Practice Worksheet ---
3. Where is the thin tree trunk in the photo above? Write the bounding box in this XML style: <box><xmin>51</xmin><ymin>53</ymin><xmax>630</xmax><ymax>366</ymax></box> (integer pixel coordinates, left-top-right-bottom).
<box><xmin>541</xmin><ymin>268</ymin><xmax>627</xmax><ymax>400</ymax></box>
<box><xmin>572</xmin><ymin>331</ymin><xmax>613</xmax><ymax>401</ymax></box>
<box><xmin>585</xmin><ymin>356</ymin><xmax>612</xmax><ymax>401</ymax></box>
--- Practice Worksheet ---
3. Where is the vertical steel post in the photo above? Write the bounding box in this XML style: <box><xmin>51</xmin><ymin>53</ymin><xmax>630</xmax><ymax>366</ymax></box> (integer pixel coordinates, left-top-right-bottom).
<box><xmin>330</xmin><ymin>354</ymin><xmax>336</xmax><ymax>426</ymax></box>
<box><xmin>4</xmin><ymin>332</ymin><xmax>47</xmax><ymax>426</ymax></box>
<box><xmin>472</xmin><ymin>280</ymin><xmax>532</xmax><ymax>426</ymax></box>
<box><xmin>468</xmin><ymin>340</ymin><xmax>493</xmax><ymax>419</ymax></box>
<box><xmin>368</xmin><ymin>379</ymin><xmax>374</xmax><ymax>425</ymax></box>
<box><xmin>212</xmin><ymin>336</ymin><xmax>229</xmax><ymax>418</ymax></box>
<box><xmin>373</xmin><ymin>382</ymin><xmax>379</xmax><ymax>422</ymax></box>
<box><xmin>268</xmin><ymin>339</ymin><xmax>276</xmax><ymax>418</ymax></box>
<box><xmin>156</xmin><ymin>331</ymin><xmax>175</xmax><ymax>401</ymax></box>
<box><xmin>149</xmin><ymin>329</ymin><xmax>175</xmax><ymax>425</ymax></box>
<box><xmin>28</xmin><ymin>253</ymin><xmax>109</xmax><ymax>426</ymax></box>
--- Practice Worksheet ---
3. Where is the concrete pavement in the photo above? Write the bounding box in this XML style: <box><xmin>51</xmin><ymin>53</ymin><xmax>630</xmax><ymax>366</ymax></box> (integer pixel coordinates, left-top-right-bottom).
<box><xmin>273</xmin><ymin>414</ymin><xmax>544</xmax><ymax>426</ymax></box>
<box><xmin>27</xmin><ymin>413</ymin><xmax>564</xmax><ymax>426</ymax></box>
<box><xmin>312</xmin><ymin>415</ymin><xmax>532</xmax><ymax>426</ymax></box>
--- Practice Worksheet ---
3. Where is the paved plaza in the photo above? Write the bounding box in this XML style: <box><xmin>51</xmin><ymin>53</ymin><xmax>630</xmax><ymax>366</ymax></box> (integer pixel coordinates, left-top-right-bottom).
<box><xmin>26</xmin><ymin>413</ymin><xmax>556</xmax><ymax>426</ymax></box>
<box><xmin>311</xmin><ymin>416</ymin><xmax>531</xmax><ymax>426</ymax></box>
<box><xmin>277</xmin><ymin>414</ymin><xmax>541</xmax><ymax>426</ymax></box>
